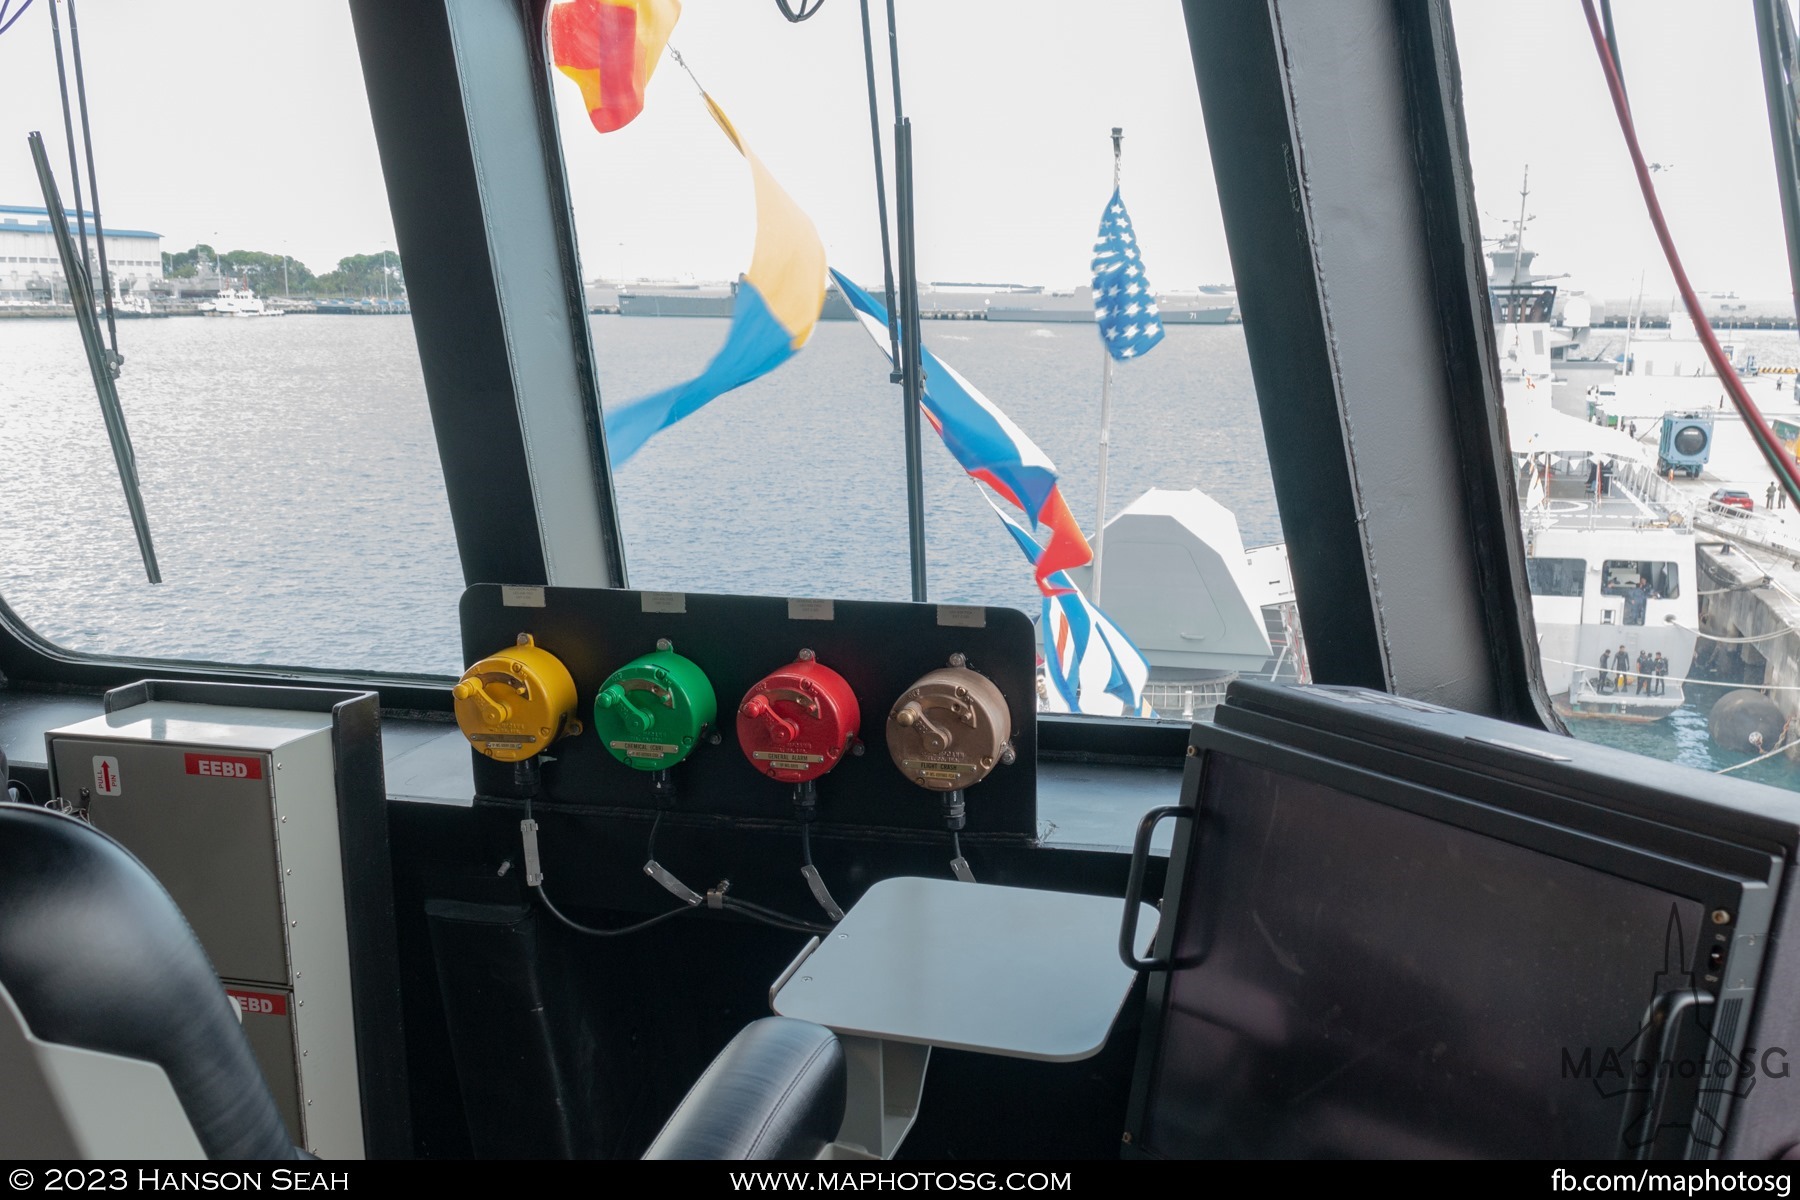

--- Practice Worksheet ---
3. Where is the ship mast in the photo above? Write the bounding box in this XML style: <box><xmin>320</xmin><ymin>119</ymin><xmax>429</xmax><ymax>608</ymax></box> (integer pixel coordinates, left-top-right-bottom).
<box><xmin>1511</xmin><ymin>165</ymin><xmax>1530</xmax><ymax>293</ymax></box>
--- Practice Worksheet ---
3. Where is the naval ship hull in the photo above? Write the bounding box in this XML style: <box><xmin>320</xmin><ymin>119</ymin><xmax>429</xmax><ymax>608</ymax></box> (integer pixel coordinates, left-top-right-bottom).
<box><xmin>618</xmin><ymin>288</ymin><xmax>855</xmax><ymax>320</ymax></box>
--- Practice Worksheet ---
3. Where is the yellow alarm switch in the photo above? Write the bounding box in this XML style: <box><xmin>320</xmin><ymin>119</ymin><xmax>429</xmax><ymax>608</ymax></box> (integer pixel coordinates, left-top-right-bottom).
<box><xmin>454</xmin><ymin>633</ymin><xmax>581</xmax><ymax>763</ymax></box>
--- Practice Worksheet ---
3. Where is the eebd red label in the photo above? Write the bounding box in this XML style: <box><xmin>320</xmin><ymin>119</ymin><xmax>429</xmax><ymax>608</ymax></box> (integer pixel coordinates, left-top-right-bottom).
<box><xmin>225</xmin><ymin>988</ymin><xmax>288</xmax><ymax>1016</ymax></box>
<box><xmin>183</xmin><ymin>752</ymin><xmax>264</xmax><ymax>780</ymax></box>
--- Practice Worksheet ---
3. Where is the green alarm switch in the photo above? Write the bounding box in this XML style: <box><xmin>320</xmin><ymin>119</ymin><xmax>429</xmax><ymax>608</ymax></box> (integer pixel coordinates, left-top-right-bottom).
<box><xmin>592</xmin><ymin>640</ymin><xmax>717</xmax><ymax>770</ymax></box>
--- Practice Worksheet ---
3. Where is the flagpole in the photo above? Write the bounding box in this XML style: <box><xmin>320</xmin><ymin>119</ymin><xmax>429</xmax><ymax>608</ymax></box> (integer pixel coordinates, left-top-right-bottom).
<box><xmin>894</xmin><ymin>144</ymin><xmax>929</xmax><ymax>608</ymax></box>
<box><xmin>1092</xmin><ymin>127</ymin><xmax>1124</xmax><ymax>607</ymax></box>
<box><xmin>1094</xmin><ymin>354</ymin><xmax>1115</xmax><ymax>605</ymax></box>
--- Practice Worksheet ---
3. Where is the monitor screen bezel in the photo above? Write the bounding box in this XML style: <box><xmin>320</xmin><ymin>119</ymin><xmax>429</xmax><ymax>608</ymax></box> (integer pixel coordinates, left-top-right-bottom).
<box><xmin>1122</xmin><ymin>721</ymin><xmax>1772</xmax><ymax>1160</ymax></box>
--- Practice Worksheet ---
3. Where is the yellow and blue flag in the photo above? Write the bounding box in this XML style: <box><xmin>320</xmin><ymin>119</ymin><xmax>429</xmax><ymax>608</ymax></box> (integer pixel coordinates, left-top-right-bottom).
<box><xmin>604</xmin><ymin>95</ymin><xmax>826</xmax><ymax>465</ymax></box>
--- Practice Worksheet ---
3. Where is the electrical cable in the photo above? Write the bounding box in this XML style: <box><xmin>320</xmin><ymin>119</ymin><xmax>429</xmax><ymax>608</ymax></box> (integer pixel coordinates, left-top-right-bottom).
<box><xmin>537</xmin><ymin>884</ymin><xmax>697</xmax><ymax>938</ymax></box>
<box><xmin>65</xmin><ymin>0</ymin><xmax>119</xmax><ymax>366</ymax></box>
<box><xmin>523</xmin><ymin>780</ymin><xmax>832</xmax><ymax>937</ymax></box>
<box><xmin>1581</xmin><ymin>0</ymin><xmax>1800</xmax><ymax>509</ymax></box>
<box><xmin>1599</xmin><ymin>0</ymin><xmax>1628</xmax><ymax>103</ymax></box>
<box><xmin>721</xmin><ymin>896</ymin><xmax>832</xmax><ymax>936</ymax></box>
<box><xmin>523</xmin><ymin>794</ymin><xmax>694</xmax><ymax>939</ymax></box>
<box><xmin>775</xmin><ymin>0</ymin><xmax>825</xmax><ymax>21</ymax></box>
<box><xmin>643</xmin><ymin>801</ymin><xmax>831</xmax><ymax>934</ymax></box>
<box><xmin>856</xmin><ymin>0</ymin><xmax>902</xmax><ymax>369</ymax></box>
<box><xmin>0</xmin><ymin>0</ymin><xmax>36</xmax><ymax>39</ymax></box>
<box><xmin>795</xmin><ymin>783</ymin><xmax>844</xmax><ymax>922</ymax></box>
<box><xmin>45</xmin><ymin>0</ymin><xmax>91</xmax><ymax>300</ymax></box>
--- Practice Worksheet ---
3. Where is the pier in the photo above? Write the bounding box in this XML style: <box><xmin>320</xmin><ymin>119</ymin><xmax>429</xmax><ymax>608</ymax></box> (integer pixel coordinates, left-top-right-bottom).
<box><xmin>1694</xmin><ymin>540</ymin><xmax>1800</xmax><ymax>748</ymax></box>
<box><xmin>0</xmin><ymin>297</ymin><xmax>405</xmax><ymax>318</ymax></box>
<box><xmin>1645</xmin><ymin>487</ymin><xmax>1800</xmax><ymax>755</ymax></box>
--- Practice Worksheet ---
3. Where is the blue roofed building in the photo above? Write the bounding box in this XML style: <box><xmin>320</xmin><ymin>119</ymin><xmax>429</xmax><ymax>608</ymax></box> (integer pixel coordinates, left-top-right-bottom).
<box><xmin>0</xmin><ymin>205</ymin><xmax>163</xmax><ymax>304</ymax></box>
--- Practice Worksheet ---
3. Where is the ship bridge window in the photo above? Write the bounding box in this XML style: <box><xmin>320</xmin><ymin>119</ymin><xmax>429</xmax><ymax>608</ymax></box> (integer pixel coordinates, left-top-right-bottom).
<box><xmin>0</xmin><ymin>3</ymin><xmax>460</xmax><ymax>676</ymax></box>
<box><xmin>1602</xmin><ymin>560</ymin><xmax>1679</xmax><ymax>600</ymax></box>
<box><xmin>1450</xmin><ymin>0</ymin><xmax>1782</xmax><ymax>778</ymax></box>
<box><xmin>547</xmin><ymin>0</ymin><xmax>1296</xmax><ymax>721</ymax></box>
<box><xmin>1525</xmin><ymin>557</ymin><xmax>1584</xmax><ymax>597</ymax></box>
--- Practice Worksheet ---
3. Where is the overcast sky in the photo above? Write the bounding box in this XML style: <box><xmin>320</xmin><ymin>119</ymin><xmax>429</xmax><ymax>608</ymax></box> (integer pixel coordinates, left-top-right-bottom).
<box><xmin>0</xmin><ymin>0</ymin><xmax>1792</xmax><ymax>300</ymax></box>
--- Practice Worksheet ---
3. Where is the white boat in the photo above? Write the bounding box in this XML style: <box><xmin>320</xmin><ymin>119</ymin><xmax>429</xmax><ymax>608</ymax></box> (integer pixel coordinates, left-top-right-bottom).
<box><xmin>1494</xmin><ymin>198</ymin><xmax>1700</xmax><ymax>722</ymax></box>
<box><xmin>1508</xmin><ymin>387</ymin><xmax>1697</xmax><ymax>723</ymax></box>
<box><xmin>200</xmin><ymin>287</ymin><xmax>283</xmax><ymax>317</ymax></box>
<box><xmin>1524</xmin><ymin>517</ymin><xmax>1698</xmax><ymax>722</ymax></box>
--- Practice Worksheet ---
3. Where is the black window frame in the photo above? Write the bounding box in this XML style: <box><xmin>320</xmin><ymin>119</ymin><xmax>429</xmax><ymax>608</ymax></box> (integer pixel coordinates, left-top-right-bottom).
<box><xmin>0</xmin><ymin>0</ymin><xmax>1549</xmax><ymax>765</ymax></box>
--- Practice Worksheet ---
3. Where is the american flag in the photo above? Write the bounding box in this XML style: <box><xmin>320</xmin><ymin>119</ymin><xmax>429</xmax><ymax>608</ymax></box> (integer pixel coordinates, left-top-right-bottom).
<box><xmin>1090</xmin><ymin>187</ymin><xmax>1165</xmax><ymax>361</ymax></box>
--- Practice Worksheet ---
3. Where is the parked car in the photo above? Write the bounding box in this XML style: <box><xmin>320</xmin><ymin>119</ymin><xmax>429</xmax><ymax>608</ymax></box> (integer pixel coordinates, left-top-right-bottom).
<box><xmin>1710</xmin><ymin>488</ymin><xmax>1755</xmax><ymax>514</ymax></box>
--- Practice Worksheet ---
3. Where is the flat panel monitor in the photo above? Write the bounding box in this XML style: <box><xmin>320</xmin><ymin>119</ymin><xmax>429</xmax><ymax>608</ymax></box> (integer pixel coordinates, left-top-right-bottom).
<box><xmin>1123</xmin><ymin>693</ymin><xmax>1788</xmax><ymax>1160</ymax></box>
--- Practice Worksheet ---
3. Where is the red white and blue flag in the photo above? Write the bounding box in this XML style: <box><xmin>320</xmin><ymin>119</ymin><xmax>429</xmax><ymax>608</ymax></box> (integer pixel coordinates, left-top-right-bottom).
<box><xmin>834</xmin><ymin>269</ymin><xmax>1151</xmax><ymax>715</ymax></box>
<box><xmin>985</xmin><ymin>494</ymin><xmax>1151</xmax><ymax>716</ymax></box>
<box><xmin>1091</xmin><ymin>187</ymin><xmax>1165</xmax><ymax>361</ymax></box>
<box><xmin>832</xmin><ymin>269</ymin><xmax>1091</xmax><ymax>594</ymax></box>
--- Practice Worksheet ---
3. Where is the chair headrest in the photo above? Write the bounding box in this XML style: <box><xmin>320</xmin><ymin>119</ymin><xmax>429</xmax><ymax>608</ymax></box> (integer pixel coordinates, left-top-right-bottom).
<box><xmin>0</xmin><ymin>803</ymin><xmax>299</xmax><ymax>1160</ymax></box>
<box><xmin>645</xmin><ymin>1016</ymin><xmax>845</xmax><ymax>1159</ymax></box>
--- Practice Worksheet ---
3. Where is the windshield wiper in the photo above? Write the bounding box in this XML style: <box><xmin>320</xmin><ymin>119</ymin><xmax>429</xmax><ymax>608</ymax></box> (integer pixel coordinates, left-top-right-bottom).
<box><xmin>28</xmin><ymin>131</ymin><xmax>160</xmax><ymax>584</ymax></box>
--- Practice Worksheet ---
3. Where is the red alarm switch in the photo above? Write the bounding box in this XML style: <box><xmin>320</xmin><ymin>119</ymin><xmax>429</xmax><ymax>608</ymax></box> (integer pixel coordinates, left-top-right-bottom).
<box><xmin>737</xmin><ymin>651</ymin><xmax>861</xmax><ymax>784</ymax></box>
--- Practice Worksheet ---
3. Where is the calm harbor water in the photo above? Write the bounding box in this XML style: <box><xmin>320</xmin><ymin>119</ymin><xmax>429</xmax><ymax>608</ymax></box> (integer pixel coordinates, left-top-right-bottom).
<box><xmin>0</xmin><ymin>311</ymin><xmax>1276</xmax><ymax>669</ymax></box>
<box><xmin>0</xmin><ymin>310</ymin><xmax>1796</xmax><ymax>788</ymax></box>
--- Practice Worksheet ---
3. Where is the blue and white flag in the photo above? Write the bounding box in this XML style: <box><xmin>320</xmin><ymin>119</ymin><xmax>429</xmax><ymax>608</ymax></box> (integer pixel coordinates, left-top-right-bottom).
<box><xmin>980</xmin><ymin>491</ymin><xmax>1152</xmax><ymax>717</ymax></box>
<box><xmin>1090</xmin><ymin>187</ymin><xmax>1165</xmax><ymax>361</ymax></box>
<box><xmin>834</xmin><ymin>270</ymin><xmax>1093</xmax><ymax>593</ymax></box>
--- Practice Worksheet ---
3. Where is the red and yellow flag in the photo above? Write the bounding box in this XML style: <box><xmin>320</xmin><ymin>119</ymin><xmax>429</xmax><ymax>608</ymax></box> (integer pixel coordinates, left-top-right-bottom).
<box><xmin>549</xmin><ymin>0</ymin><xmax>681</xmax><ymax>134</ymax></box>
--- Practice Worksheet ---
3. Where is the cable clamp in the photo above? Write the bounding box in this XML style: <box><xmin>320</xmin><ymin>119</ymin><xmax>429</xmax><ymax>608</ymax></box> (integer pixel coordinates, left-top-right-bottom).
<box><xmin>706</xmin><ymin>880</ymin><xmax>732</xmax><ymax>910</ymax></box>
<box><xmin>644</xmin><ymin>860</ymin><xmax>702</xmax><ymax>906</ymax></box>
<box><xmin>801</xmin><ymin>864</ymin><xmax>846</xmax><ymax>921</ymax></box>
<box><xmin>520</xmin><ymin>819</ymin><xmax>543</xmax><ymax>888</ymax></box>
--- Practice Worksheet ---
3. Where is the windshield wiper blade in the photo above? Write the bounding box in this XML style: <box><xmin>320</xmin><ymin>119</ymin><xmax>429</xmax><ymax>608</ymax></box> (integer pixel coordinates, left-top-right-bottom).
<box><xmin>28</xmin><ymin>131</ymin><xmax>160</xmax><ymax>584</ymax></box>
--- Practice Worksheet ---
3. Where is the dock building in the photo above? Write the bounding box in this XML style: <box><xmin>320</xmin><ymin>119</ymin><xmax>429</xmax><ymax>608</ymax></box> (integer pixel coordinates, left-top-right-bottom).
<box><xmin>0</xmin><ymin>204</ymin><xmax>163</xmax><ymax>304</ymax></box>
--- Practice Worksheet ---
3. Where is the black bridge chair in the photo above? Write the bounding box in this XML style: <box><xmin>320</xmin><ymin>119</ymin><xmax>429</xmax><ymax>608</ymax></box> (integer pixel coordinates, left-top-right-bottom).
<box><xmin>0</xmin><ymin>802</ymin><xmax>302</xmax><ymax>1159</ymax></box>
<box><xmin>645</xmin><ymin>1016</ymin><xmax>847</xmax><ymax>1160</ymax></box>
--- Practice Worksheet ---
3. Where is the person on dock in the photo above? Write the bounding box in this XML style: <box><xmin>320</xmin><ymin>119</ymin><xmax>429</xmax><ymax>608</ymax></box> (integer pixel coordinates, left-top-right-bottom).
<box><xmin>1769</xmin><ymin>482</ymin><xmax>1778</xmax><ymax>510</ymax></box>
<box><xmin>1636</xmin><ymin>650</ymin><xmax>1652</xmax><ymax>695</ymax></box>
<box><xmin>1617</xmin><ymin>644</ymin><xmax>1630</xmax><ymax>694</ymax></box>
<box><xmin>1654</xmin><ymin>652</ymin><xmax>1668</xmax><ymax>696</ymax></box>
<box><xmin>1598</xmin><ymin>647</ymin><xmax>1613</xmax><ymax>694</ymax></box>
